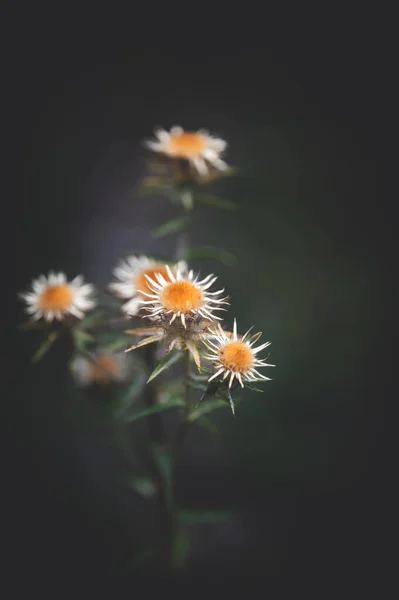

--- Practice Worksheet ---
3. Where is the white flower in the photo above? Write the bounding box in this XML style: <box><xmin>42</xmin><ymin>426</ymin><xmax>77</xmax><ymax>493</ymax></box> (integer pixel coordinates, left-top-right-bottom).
<box><xmin>138</xmin><ymin>264</ymin><xmax>228</xmax><ymax>328</ymax></box>
<box><xmin>109</xmin><ymin>256</ymin><xmax>187</xmax><ymax>316</ymax></box>
<box><xmin>19</xmin><ymin>272</ymin><xmax>96</xmax><ymax>322</ymax></box>
<box><xmin>144</xmin><ymin>126</ymin><xmax>228</xmax><ymax>175</ymax></box>
<box><xmin>203</xmin><ymin>319</ymin><xmax>275</xmax><ymax>388</ymax></box>
<box><xmin>70</xmin><ymin>349</ymin><xmax>130</xmax><ymax>386</ymax></box>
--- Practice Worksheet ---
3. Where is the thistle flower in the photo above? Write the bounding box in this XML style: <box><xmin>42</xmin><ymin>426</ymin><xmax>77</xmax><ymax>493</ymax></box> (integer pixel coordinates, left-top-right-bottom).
<box><xmin>70</xmin><ymin>349</ymin><xmax>130</xmax><ymax>386</ymax></box>
<box><xmin>19</xmin><ymin>272</ymin><xmax>96</xmax><ymax>322</ymax></box>
<box><xmin>144</xmin><ymin>126</ymin><xmax>228</xmax><ymax>175</ymax></box>
<box><xmin>109</xmin><ymin>256</ymin><xmax>186</xmax><ymax>316</ymax></box>
<box><xmin>138</xmin><ymin>264</ymin><xmax>228</xmax><ymax>328</ymax></box>
<box><xmin>203</xmin><ymin>319</ymin><xmax>275</xmax><ymax>388</ymax></box>
<box><xmin>125</xmin><ymin>315</ymin><xmax>220</xmax><ymax>371</ymax></box>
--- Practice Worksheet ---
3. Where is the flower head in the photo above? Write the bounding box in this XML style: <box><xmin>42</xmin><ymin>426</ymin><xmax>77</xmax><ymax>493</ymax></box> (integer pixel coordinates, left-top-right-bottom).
<box><xmin>138</xmin><ymin>264</ymin><xmax>228</xmax><ymax>328</ymax></box>
<box><xmin>203</xmin><ymin>319</ymin><xmax>275</xmax><ymax>388</ymax></box>
<box><xmin>109</xmin><ymin>256</ymin><xmax>186</xmax><ymax>316</ymax></box>
<box><xmin>19</xmin><ymin>272</ymin><xmax>96</xmax><ymax>322</ymax></box>
<box><xmin>70</xmin><ymin>349</ymin><xmax>130</xmax><ymax>386</ymax></box>
<box><xmin>125</xmin><ymin>315</ymin><xmax>219</xmax><ymax>370</ymax></box>
<box><xmin>145</xmin><ymin>126</ymin><xmax>228</xmax><ymax>175</ymax></box>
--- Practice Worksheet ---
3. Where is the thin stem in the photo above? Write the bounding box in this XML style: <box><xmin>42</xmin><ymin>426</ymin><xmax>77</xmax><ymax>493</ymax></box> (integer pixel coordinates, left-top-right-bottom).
<box><xmin>175</xmin><ymin>187</ymin><xmax>193</xmax><ymax>262</ymax></box>
<box><xmin>172</xmin><ymin>350</ymin><xmax>192</xmax><ymax>455</ymax></box>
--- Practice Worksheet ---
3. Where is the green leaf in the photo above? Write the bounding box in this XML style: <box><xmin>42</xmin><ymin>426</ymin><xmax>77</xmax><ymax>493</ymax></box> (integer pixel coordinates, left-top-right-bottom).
<box><xmin>32</xmin><ymin>331</ymin><xmax>59</xmax><ymax>363</ymax></box>
<box><xmin>152</xmin><ymin>216</ymin><xmax>188</xmax><ymax>239</ymax></box>
<box><xmin>179</xmin><ymin>509</ymin><xmax>234</xmax><ymax>525</ymax></box>
<box><xmin>184</xmin><ymin>246</ymin><xmax>238</xmax><ymax>267</ymax></box>
<box><xmin>188</xmin><ymin>398</ymin><xmax>227</xmax><ymax>422</ymax></box>
<box><xmin>113</xmin><ymin>369</ymin><xmax>147</xmax><ymax>420</ymax></box>
<box><xmin>147</xmin><ymin>350</ymin><xmax>182</xmax><ymax>383</ymax></box>
<box><xmin>171</xmin><ymin>530</ymin><xmax>190</xmax><ymax>569</ymax></box>
<box><xmin>126</xmin><ymin>396</ymin><xmax>184</xmax><ymax>423</ymax></box>
<box><xmin>197</xmin><ymin>194</ymin><xmax>237</xmax><ymax>211</ymax></box>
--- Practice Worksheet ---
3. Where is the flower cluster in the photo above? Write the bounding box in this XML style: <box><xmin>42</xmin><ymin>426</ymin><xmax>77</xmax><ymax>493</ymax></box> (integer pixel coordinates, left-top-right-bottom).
<box><xmin>19</xmin><ymin>126</ymin><xmax>274</xmax><ymax>397</ymax></box>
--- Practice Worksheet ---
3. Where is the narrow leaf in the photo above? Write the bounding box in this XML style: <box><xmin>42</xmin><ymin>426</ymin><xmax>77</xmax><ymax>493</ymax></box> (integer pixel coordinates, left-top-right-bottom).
<box><xmin>113</xmin><ymin>369</ymin><xmax>147</xmax><ymax>420</ymax></box>
<box><xmin>126</xmin><ymin>398</ymin><xmax>184</xmax><ymax>423</ymax></box>
<box><xmin>32</xmin><ymin>331</ymin><xmax>59</xmax><ymax>363</ymax></box>
<box><xmin>125</xmin><ymin>334</ymin><xmax>161</xmax><ymax>352</ymax></box>
<box><xmin>147</xmin><ymin>350</ymin><xmax>182</xmax><ymax>383</ymax></box>
<box><xmin>125</xmin><ymin>327</ymin><xmax>161</xmax><ymax>336</ymax></box>
<box><xmin>227</xmin><ymin>388</ymin><xmax>236</xmax><ymax>417</ymax></box>
<box><xmin>152</xmin><ymin>216</ymin><xmax>188</xmax><ymax>239</ymax></box>
<box><xmin>189</xmin><ymin>398</ymin><xmax>227</xmax><ymax>422</ymax></box>
<box><xmin>197</xmin><ymin>194</ymin><xmax>237</xmax><ymax>211</ymax></box>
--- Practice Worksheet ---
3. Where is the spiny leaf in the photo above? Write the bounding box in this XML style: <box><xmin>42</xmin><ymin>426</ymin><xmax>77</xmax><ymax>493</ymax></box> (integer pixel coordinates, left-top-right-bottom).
<box><xmin>152</xmin><ymin>216</ymin><xmax>189</xmax><ymax>239</ymax></box>
<box><xmin>197</xmin><ymin>194</ymin><xmax>237</xmax><ymax>211</ymax></box>
<box><xmin>184</xmin><ymin>246</ymin><xmax>238</xmax><ymax>267</ymax></box>
<box><xmin>126</xmin><ymin>397</ymin><xmax>184</xmax><ymax>423</ymax></box>
<box><xmin>32</xmin><ymin>331</ymin><xmax>59</xmax><ymax>363</ymax></box>
<box><xmin>125</xmin><ymin>327</ymin><xmax>161</xmax><ymax>336</ymax></box>
<box><xmin>188</xmin><ymin>398</ymin><xmax>227</xmax><ymax>422</ymax></box>
<box><xmin>147</xmin><ymin>349</ymin><xmax>182</xmax><ymax>383</ymax></box>
<box><xmin>125</xmin><ymin>334</ymin><xmax>161</xmax><ymax>352</ymax></box>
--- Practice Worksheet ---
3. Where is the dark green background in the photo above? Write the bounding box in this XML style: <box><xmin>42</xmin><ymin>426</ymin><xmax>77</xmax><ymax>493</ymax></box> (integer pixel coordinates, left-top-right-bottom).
<box><xmin>10</xmin><ymin>32</ymin><xmax>390</xmax><ymax>585</ymax></box>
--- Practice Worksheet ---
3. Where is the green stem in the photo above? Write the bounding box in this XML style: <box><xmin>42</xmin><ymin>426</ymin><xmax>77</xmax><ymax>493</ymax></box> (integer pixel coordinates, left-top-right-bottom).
<box><xmin>175</xmin><ymin>187</ymin><xmax>193</xmax><ymax>262</ymax></box>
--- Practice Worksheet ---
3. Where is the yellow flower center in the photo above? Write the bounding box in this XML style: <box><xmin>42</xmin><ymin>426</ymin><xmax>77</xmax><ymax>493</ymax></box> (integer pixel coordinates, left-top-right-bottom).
<box><xmin>39</xmin><ymin>284</ymin><xmax>73</xmax><ymax>311</ymax></box>
<box><xmin>89</xmin><ymin>355</ymin><xmax>118</xmax><ymax>384</ymax></box>
<box><xmin>167</xmin><ymin>132</ymin><xmax>206</xmax><ymax>158</ymax></box>
<box><xmin>135</xmin><ymin>265</ymin><xmax>173</xmax><ymax>298</ymax></box>
<box><xmin>160</xmin><ymin>280</ymin><xmax>204</xmax><ymax>313</ymax></box>
<box><xmin>218</xmin><ymin>341</ymin><xmax>254</xmax><ymax>373</ymax></box>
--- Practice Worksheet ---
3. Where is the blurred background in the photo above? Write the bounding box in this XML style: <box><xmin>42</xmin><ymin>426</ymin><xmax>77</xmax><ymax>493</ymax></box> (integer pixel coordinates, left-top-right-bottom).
<box><xmin>8</xmin><ymin>16</ymin><xmax>392</xmax><ymax>587</ymax></box>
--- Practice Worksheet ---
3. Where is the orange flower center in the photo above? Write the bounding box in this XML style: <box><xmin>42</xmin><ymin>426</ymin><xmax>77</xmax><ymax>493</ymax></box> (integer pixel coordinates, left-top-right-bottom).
<box><xmin>39</xmin><ymin>284</ymin><xmax>73</xmax><ymax>311</ymax></box>
<box><xmin>89</xmin><ymin>355</ymin><xmax>118</xmax><ymax>384</ymax></box>
<box><xmin>160</xmin><ymin>280</ymin><xmax>204</xmax><ymax>313</ymax></box>
<box><xmin>135</xmin><ymin>265</ymin><xmax>173</xmax><ymax>298</ymax></box>
<box><xmin>218</xmin><ymin>341</ymin><xmax>254</xmax><ymax>372</ymax></box>
<box><xmin>167</xmin><ymin>132</ymin><xmax>206</xmax><ymax>158</ymax></box>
